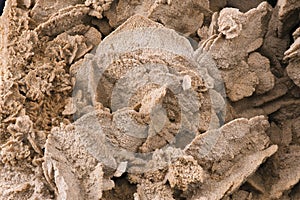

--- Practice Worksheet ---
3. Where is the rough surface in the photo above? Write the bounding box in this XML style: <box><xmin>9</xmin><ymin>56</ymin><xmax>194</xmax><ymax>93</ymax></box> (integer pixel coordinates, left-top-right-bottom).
<box><xmin>185</xmin><ymin>116</ymin><xmax>277</xmax><ymax>199</ymax></box>
<box><xmin>200</xmin><ymin>2</ymin><xmax>275</xmax><ymax>101</ymax></box>
<box><xmin>285</xmin><ymin>27</ymin><xmax>300</xmax><ymax>87</ymax></box>
<box><xmin>105</xmin><ymin>0</ymin><xmax>211</xmax><ymax>36</ymax></box>
<box><xmin>0</xmin><ymin>0</ymin><xmax>300</xmax><ymax>200</ymax></box>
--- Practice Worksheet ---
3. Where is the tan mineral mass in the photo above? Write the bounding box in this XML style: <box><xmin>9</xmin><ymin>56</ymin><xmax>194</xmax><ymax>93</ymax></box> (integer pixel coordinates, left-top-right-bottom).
<box><xmin>0</xmin><ymin>0</ymin><xmax>300</xmax><ymax>199</ymax></box>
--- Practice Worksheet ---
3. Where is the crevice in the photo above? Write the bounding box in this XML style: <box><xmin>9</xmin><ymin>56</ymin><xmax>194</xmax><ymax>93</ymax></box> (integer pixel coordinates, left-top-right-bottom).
<box><xmin>267</xmin><ymin>0</ymin><xmax>277</xmax><ymax>8</ymax></box>
<box><xmin>102</xmin><ymin>173</ymin><xmax>137</xmax><ymax>200</ymax></box>
<box><xmin>0</xmin><ymin>0</ymin><xmax>5</xmax><ymax>15</ymax></box>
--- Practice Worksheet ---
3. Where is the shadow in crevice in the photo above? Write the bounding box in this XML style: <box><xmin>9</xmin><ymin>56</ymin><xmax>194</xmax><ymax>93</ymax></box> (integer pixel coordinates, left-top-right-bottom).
<box><xmin>102</xmin><ymin>173</ymin><xmax>137</xmax><ymax>200</ymax></box>
<box><xmin>0</xmin><ymin>0</ymin><xmax>6</xmax><ymax>16</ymax></box>
<box><xmin>267</xmin><ymin>0</ymin><xmax>278</xmax><ymax>8</ymax></box>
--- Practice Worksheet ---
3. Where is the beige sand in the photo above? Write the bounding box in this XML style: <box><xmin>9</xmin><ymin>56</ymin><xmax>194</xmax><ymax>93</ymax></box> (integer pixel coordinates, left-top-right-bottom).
<box><xmin>0</xmin><ymin>0</ymin><xmax>300</xmax><ymax>199</ymax></box>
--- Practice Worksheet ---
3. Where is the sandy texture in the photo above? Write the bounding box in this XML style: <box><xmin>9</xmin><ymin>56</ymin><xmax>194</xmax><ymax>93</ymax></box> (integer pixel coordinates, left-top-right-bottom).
<box><xmin>0</xmin><ymin>0</ymin><xmax>300</xmax><ymax>200</ymax></box>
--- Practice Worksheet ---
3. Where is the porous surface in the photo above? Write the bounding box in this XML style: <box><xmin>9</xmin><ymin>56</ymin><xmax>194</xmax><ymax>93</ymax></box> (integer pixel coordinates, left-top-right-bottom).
<box><xmin>0</xmin><ymin>0</ymin><xmax>300</xmax><ymax>200</ymax></box>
